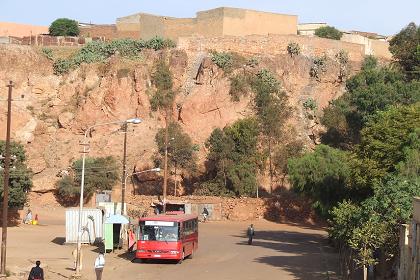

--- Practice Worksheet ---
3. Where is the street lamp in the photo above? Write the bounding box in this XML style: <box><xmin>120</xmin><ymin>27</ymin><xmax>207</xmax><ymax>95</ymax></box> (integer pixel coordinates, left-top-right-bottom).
<box><xmin>123</xmin><ymin>168</ymin><xmax>161</xmax><ymax>203</ymax></box>
<box><xmin>74</xmin><ymin>118</ymin><xmax>141</xmax><ymax>277</ymax></box>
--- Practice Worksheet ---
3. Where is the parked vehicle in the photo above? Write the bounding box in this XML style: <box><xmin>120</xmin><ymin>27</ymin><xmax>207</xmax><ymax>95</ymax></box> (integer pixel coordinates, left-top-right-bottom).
<box><xmin>135</xmin><ymin>214</ymin><xmax>198</xmax><ymax>263</ymax></box>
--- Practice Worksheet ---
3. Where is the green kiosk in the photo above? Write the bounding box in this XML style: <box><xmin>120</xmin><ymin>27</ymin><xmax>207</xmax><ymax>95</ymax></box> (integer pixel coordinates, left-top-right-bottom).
<box><xmin>104</xmin><ymin>214</ymin><xmax>129</xmax><ymax>252</ymax></box>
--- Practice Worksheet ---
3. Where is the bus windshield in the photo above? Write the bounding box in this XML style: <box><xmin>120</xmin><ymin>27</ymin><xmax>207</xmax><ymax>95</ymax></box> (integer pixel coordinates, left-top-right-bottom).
<box><xmin>140</xmin><ymin>221</ymin><xmax>179</xmax><ymax>242</ymax></box>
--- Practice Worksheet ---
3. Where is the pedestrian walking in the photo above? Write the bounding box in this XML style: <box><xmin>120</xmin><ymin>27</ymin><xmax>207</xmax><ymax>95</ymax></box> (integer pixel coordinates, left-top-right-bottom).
<box><xmin>94</xmin><ymin>253</ymin><xmax>105</xmax><ymax>280</ymax></box>
<box><xmin>28</xmin><ymin>260</ymin><xmax>44</xmax><ymax>280</ymax></box>
<box><xmin>247</xmin><ymin>224</ymin><xmax>255</xmax><ymax>245</ymax></box>
<box><xmin>202</xmin><ymin>207</ymin><xmax>209</xmax><ymax>222</ymax></box>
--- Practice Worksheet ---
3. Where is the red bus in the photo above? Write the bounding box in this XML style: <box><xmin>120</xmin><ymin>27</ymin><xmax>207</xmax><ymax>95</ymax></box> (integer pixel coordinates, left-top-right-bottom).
<box><xmin>136</xmin><ymin>214</ymin><xmax>198</xmax><ymax>263</ymax></box>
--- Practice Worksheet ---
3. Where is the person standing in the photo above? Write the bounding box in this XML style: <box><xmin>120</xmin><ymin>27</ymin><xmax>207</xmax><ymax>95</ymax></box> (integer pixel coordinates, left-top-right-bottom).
<box><xmin>94</xmin><ymin>253</ymin><xmax>105</xmax><ymax>280</ymax></box>
<box><xmin>24</xmin><ymin>209</ymin><xmax>32</xmax><ymax>224</ymax></box>
<box><xmin>247</xmin><ymin>224</ymin><xmax>255</xmax><ymax>245</ymax></box>
<box><xmin>28</xmin><ymin>260</ymin><xmax>44</xmax><ymax>280</ymax></box>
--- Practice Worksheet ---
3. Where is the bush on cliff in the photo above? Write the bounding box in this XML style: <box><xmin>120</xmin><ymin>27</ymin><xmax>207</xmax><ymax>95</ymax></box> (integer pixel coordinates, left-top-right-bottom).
<box><xmin>49</xmin><ymin>18</ymin><xmax>80</xmax><ymax>36</ymax></box>
<box><xmin>315</xmin><ymin>26</ymin><xmax>343</xmax><ymax>40</ymax></box>
<box><xmin>52</xmin><ymin>37</ymin><xmax>176</xmax><ymax>75</ymax></box>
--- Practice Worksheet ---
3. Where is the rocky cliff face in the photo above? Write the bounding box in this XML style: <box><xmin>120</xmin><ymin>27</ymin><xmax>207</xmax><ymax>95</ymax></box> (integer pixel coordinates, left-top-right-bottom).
<box><xmin>0</xmin><ymin>44</ymin><xmax>361</xmax><ymax>193</ymax></box>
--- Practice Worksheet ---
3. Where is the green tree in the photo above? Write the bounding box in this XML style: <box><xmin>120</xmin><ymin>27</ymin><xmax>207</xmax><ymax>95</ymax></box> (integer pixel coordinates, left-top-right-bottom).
<box><xmin>358</xmin><ymin>103</ymin><xmax>420</xmax><ymax>173</ymax></box>
<box><xmin>389</xmin><ymin>22</ymin><xmax>420</xmax><ymax>80</ymax></box>
<box><xmin>251</xmin><ymin>69</ymin><xmax>290</xmax><ymax>193</ymax></box>
<box><xmin>203</xmin><ymin>118</ymin><xmax>261</xmax><ymax>196</ymax></box>
<box><xmin>321</xmin><ymin>57</ymin><xmax>420</xmax><ymax>148</ymax></box>
<box><xmin>0</xmin><ymin>141</ymin><xmax>32</xmax><ymax>208</ymax></box>
<box><xmin>314</xmin><ymin>26</ymin><xmax>343</xmax><ymax>40</ymax></box>
<box><xmin>49</xmin><ymin>18</ymin><xmax>80</xmax><ymax>36</ymax></box>
<box><xmin>57</xmin><ymin>156</ymin><xmax>119</xmax><ymax>200</ymax></box>
<box><xmin>155</xmin><ymin>122</ymin><xmax>197</xmax><ymax>187</ymax></box>
<box><xmin>288</xmin><ymin>145</ymin><xmax>352</xmax><ymax>217</ymax></box>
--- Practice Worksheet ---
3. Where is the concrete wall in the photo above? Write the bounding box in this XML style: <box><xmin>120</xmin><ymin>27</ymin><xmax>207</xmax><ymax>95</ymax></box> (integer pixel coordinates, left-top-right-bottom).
<box><xmin>138</xmin><ymin>14</ymin><xmax>165</xmax><ymax>40</ymax></box>
<box><xmin>196</xmin><ymin>8</ymin><xmax>225</xmax><ymax>38</ymax></box>
<box><xmin>179</xmin><ymin>34</ymin><xmax>366</xmax><ymax>62</ymax></box>
<box><xmin>0</xmin><ymin>22</ymin><xmax>48</xmax><ymax>37</ymax></box>
<box><xmin>222</xmin><ymin>7</ymin><xmax>297</xmax><ymax>36</ymax></box>
<box><xmin>117</xmin><ymin>7</ymin><xmax>297</xmax><ymax>41</ymax></box>
<box><xmin>341</xmin><ymin>33</ymin><xmax>391</xmax><ymax>59</ymax></box>
<box><xmin>164</xmin><ymin>18</ymin><xmax>197</xmax><ymax>41</ymax></box>
<box><xmin>298</xmin><ymin>23</ymin><xmax>327</xmax><ymax>36</ymax></box>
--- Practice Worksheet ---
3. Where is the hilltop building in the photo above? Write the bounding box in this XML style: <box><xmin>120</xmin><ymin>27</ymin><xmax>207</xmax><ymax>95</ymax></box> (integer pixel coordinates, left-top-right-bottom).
<box><xmin>80</xmin><ymin>7</ymin><xmax>298</xmax><ymax>41</ymax></box>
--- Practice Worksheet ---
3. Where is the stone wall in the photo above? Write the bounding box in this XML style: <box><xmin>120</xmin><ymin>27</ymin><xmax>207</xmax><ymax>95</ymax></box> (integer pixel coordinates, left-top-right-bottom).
<box><xmin>178</xmin><ymin>34</ymin><xmax>366</xmax><ymax>62</ymax></box>
<box><xmin>20</xmin><ymin>35</ymin><xmax>91</xmax><ymax>46</ymax></box>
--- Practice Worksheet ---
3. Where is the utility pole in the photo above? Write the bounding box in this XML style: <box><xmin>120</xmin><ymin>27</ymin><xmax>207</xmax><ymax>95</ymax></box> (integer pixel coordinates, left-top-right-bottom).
<box><xmin>121</xmin><ymin>123</ymin><xmax>128</xmax><ymax>215</ymax></box>
<box><xmin>162</xmin><ymin>111</ymin><xmax>169</xmax><ymax>213</ymax></box>
<box><xmin>1</xmin><ymin>81</ymin><xmax>13</xmax><ymax>276</ymax></box>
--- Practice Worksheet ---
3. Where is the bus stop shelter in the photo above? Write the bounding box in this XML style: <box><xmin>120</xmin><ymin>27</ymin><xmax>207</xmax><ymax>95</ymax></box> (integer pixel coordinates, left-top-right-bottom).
<box><xmin>104</xmin><ymin>214</ymin><xmax>129</xmax><ymax>252</ymax></box>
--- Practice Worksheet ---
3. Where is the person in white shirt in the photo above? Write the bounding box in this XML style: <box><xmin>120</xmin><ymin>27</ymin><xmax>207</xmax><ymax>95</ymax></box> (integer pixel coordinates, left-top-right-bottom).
<box><xmin>94</xmin><ymin>253</ymin><xmax>105</xmax><ymax>280</ymax></box>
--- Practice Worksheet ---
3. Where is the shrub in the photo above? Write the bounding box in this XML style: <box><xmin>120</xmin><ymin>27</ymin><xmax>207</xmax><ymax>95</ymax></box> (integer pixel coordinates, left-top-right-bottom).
<box><xmin>49</xmin><ymin>18</ymin><xmax>80</xmax><ymax>36</ymax></box>
<box><xmin>211</xmin><ymin>51</ymin><xmax>233</xmax><ymax>71</ymax></box>
<box><xmin>246</xmin><ymin>57</ymin><xmax>259</xmax><ymax>67</ymax></box>
<box><xmin>53</xmin><ymin>59</ymin><xmax>75</xmax><ymax>75</ymax></box>
<box><xmin>310</xmin><ymin>55</ymin><xmax>327</xmax><ymax>81</ymax></box>
<box><xmin>287</xmin><ymin>42</ymin><xmax>301</xmax><ymax>57</ymax></box>
<box><xmin>336</xmin><ymin>50</ymin><xmax>349</xmax><ymax>81</ymax></box>
<box><xmin>314</xmin><ymin>26</ymin><xmax>343</xmax><ymax>40</ymax></box>
<box><xmin>42</xmin><ymin>48</ymin><xmax>54</xmax><ymax>60</ymax></box>
<box><xmin>303</xmin><ymin>98</ymin><xmax>318</xmax><ymax>111</ymax></box>
<box><xmin>229</xmin><ymin>73</ymin><xmax>251</xmax><ymax>101</ymax></box>
<box><xmin>52</xmin><ymin>38</ymin><xmax>175</xmax><ymax>75</ymax></box>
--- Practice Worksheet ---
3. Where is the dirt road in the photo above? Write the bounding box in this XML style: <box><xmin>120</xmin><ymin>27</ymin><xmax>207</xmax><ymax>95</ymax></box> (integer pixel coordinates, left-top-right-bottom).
<box><xmin>2</xmin><ymin>207</ymin><xmax>338</xmax><ymax>280</ymax></box>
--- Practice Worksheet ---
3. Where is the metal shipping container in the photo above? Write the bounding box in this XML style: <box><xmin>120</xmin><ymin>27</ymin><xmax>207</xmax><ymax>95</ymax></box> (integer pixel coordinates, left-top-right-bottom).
<box><xmin>65</xmin><ymin>208</ymin><xmax>103</xmax><ymax>244</ymax></box>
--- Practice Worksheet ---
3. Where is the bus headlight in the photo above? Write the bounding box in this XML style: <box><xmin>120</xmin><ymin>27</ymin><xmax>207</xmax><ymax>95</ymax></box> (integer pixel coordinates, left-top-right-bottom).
<box><xmin>137</xmin><ymin>250</ymin><xmax>146</xmax><ymax>253</ymax></box>
<box><xmin>170</xmin><ymin>250</ymin><xmax>179</xmax><ymax>254</ymax></box>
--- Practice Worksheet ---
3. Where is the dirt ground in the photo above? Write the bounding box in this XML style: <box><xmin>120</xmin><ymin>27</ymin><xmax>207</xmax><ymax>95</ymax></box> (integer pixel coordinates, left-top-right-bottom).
<box><xmin>2</xmin><ymin>206</ymin><xmax>339</xmax><ymax>280</ymax></box>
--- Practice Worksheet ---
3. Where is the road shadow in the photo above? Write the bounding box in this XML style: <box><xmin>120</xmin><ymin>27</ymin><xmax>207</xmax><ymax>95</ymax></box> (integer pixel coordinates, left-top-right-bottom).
<box><xmin>235</xmin><ymin>230</ymin><xmax>339</xmax><ymax>280</ymax></box>
<box><xmin>51</xmin><ymin>237</ymin><xmax>66</xmax><ymax>245</ymax></box>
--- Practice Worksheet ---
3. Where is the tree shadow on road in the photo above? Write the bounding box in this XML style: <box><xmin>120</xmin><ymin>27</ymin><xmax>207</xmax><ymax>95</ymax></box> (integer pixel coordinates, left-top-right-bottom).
<box><xmin>235</xmin><ymin>230</ymin><xmax>339</xmax><ymax>280</ymax></box>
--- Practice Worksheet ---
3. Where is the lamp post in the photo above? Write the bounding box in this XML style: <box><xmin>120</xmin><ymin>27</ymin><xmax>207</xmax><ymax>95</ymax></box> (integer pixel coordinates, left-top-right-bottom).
<box><xmin>74</xmin><ymin>118</ymin><xmax>141</xmax><ymax>277</ymax></box>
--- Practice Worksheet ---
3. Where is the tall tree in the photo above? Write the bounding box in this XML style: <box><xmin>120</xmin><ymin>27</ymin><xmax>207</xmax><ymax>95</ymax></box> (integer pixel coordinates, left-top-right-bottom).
<box><xmin>203</xmin><ymin>118</ymin><xmax>261</xmax><ymax>196</ymax></box>
<box><xmin>251</xmin><ymin>69</ymin><xmax>290</xmax><ymax>193</ymax></box>
<box><xmin>389</xmin><ymin>22</ymin><xmax>420</xmax><ymax>80</ymax></box>
<box><xmin>150</xmin><ymin>59</ymin><xmax>176</xmax><ymax>204</ymax></box>
<box><xmin>155</xmin><ymin>122</ymin><xmax>196</xmax><ymax>195</ymax></box>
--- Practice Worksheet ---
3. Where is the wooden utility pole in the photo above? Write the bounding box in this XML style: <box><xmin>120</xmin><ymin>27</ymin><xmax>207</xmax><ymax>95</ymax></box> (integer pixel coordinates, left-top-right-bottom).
<box><xmin>1</xmin><ymin>81</ymin><xmax>13</xmax><ymax>276</ymax></box>
<box><xmin>162</xmin><ymin>111</ymin><xmax>169</xmax><ymax>213</ymax></box>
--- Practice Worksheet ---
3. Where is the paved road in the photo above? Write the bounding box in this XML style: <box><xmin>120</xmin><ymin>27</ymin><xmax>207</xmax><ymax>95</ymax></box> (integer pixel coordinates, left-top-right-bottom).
<box><xmin>3</xmin><ymin>207</ymin><xmax>338</xmax><ymax>280</ymax></box>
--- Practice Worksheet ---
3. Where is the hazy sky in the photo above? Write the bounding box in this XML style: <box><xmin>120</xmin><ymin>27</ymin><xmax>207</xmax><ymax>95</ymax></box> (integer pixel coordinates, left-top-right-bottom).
<box><xmin>1</xmin><ymin>0</ymin><xmax>419</xmax><ymax>35</ymax></box>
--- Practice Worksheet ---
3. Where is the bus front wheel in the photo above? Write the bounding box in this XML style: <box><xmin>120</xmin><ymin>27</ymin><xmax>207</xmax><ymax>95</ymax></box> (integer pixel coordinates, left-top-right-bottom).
<box><xmin>177</xmin><ymin>251</ymin><xmax>185</xmax><ymax>264</ymax></box>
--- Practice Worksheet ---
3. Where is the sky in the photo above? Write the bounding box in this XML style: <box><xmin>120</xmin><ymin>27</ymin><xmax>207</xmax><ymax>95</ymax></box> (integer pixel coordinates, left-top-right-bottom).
<box><xmin>1</xmin><ymin>0</ymin><xmax>419</xmax><ymax>35</ymax></box>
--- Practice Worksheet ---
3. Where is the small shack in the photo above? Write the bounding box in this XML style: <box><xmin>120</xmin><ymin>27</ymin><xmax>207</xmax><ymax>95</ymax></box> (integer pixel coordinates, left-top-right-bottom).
<box><xmin>65</xmin><ymin>208</ymin><xmax>103</xmax><ymax>244</ymax></box>
<box><xmin>104</xmin><ymin>214</ymin><xmax>129</xmax><ymax>252</ymax></box>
